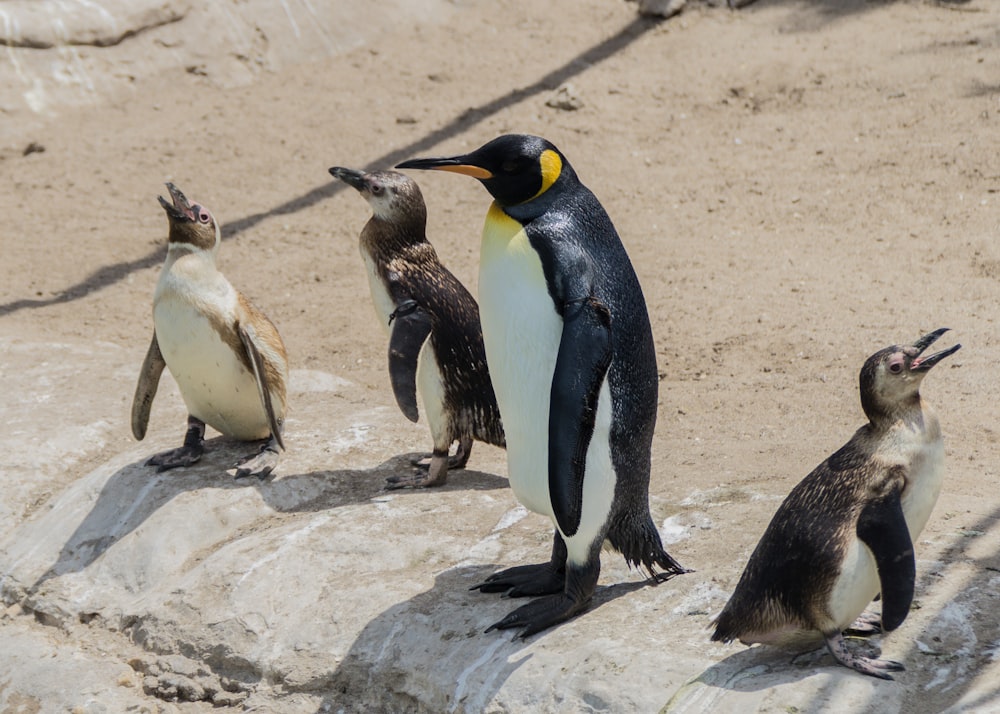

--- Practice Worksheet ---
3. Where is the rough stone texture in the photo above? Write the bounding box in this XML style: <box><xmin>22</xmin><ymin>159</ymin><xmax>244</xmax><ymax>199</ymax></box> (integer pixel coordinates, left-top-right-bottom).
<box><xmin>2</xmin><ymin>0</ymin><xmax>1000</xmax><ymax>711</ymax></box>
<box><xmin>0</xmin><ymin>0</ymin><xmax>454</xmax><ymax>141</ymax></box>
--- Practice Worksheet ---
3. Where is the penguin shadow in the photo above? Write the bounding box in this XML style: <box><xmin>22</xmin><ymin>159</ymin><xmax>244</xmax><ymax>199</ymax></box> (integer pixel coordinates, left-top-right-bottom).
<box><xmin>316</xmin><ymin>565</ymin><xmax>653</xmax><ymax>713</ymax></box>
<box><xmin>29</xmin><ymin>438</ymin><xmax>503</xmax><ymax>592</ymax></box>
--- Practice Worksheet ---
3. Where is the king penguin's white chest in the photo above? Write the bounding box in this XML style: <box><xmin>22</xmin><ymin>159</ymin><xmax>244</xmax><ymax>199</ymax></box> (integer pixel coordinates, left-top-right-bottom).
<box><xmin>152</xmin><ymin>252</ymin><xmax>269</xmax><ymax>440</ymax></box>
<box><xmin>476</xmin><ymin>207</ymin><xmax>565</xmax><ymax>520</ymax></box>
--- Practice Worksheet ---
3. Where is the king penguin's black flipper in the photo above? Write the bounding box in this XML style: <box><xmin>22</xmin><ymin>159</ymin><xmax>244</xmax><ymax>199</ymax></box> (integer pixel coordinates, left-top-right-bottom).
<box><xmin>856</xmin><ymin>482</ymin><xmax>915</xmax><ymax>632</ymax></box>
<box><xmin>387</xmin><ymin>299</ymin><xmax>433</xmax><ymax>423</ymax></box>
<box><xmin>548</xmin><ymin>296</ymin><xmax>612</xmax><ymax>538</ymax></box>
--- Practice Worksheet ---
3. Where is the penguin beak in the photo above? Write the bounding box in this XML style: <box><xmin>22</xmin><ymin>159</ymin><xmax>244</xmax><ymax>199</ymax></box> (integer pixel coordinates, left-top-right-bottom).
<box><xmin>329</xmin><ymin>166</ymin><xmax>368</xmax><ymax>191</ymax></box>
<box><xmin>396</xmin><ymin>156</ymin><xmax>493</xmax><ymax>180</ymax></box>
<box><xmin>158</xmin><ymin>182</ymin><xmax>196</xmax><ymax>222</ymax></box>
<box><xmin>910</xmin><ymin>328</ymin><xmax>961</xmax><ymax>372</ymax></box>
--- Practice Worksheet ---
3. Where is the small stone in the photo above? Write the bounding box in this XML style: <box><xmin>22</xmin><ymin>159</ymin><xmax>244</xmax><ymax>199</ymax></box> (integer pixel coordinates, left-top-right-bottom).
<box><xmin>23</xmin><ymin>142</ymin><xmax>45</xmax><ymax>156</ymax></box>
<box><xmin>545</xmin><ymin>84</ymin><xmax>583</xmax><ymax>111</ymax></box>
<box><xmin>635</xmin><ymin>0</ymin><xmax>686</xmax><ymax>18</ymax></box>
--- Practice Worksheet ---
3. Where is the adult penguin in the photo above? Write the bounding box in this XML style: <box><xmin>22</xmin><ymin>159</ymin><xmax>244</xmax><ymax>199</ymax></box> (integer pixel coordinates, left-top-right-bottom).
<box><xmin>397</xmin><ymin>134</ymin><xmax>687</xmax><ymax>637</ymax></box>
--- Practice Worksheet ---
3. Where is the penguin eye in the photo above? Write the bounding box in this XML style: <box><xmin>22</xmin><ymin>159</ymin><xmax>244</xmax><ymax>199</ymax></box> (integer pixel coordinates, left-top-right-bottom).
<box><xmin>500</xmin><ymin>159</ymin><xmax>520</xmax><ymax>174</ymax></box>
<box><xmin>371</xmin><ymin>184</ymin><xmax>384</xmax><ymax>196</ymax></box>
<box><xmin>198</xmin><ymin>211</ymin><xmax>211</xmax><ymax>223</ymax></box>
<box><xmin>888</xmin><ymin>359</ymin><xmax>904</xmax><ymax>374</ymax></box>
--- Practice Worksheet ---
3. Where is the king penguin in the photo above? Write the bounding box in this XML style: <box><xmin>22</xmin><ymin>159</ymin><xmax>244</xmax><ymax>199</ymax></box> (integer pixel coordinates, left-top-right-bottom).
<box><xmin>328</xmin><ymin>166</ymin><xmax>505</xmax><ymax>488</ymax></box>
<box><xmin>131</xmin><ymin>183</ymin><xmax>289</xmax><ymax>479</ymax></box>
<box><xmin>712</xmin><ymin>328</ymin><xmax>961</xmax><ymax>679</ymax></box>
<box><xmin>397</xmin><ymin>134</ymin><xmax>687</xmax><ymax>637</ymax></box>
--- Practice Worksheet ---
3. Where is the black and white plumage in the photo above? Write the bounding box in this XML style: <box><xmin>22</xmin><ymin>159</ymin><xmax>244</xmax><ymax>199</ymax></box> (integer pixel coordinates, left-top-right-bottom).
<box><xmin>398</xmin><ymin>134</ymin><xmax>687</xmax><ymax>637</ymax></box>
<box><xmin>712</xmin><ymin>328</ymin><xmax>961</xmax><ymax>679</ymax></box>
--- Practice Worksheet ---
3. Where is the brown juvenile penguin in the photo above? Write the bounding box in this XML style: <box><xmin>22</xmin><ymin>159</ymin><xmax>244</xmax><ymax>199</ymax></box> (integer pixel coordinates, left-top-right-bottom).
<box><xmin>132</xmin><ymin>183</ymin><xmax>288</xmax><ymax>479</ymax></box>
<box><xmin>329</xmin><ymin>167</ymin><xmax>505</xmax><ymax>488</ymax></box>
<box><xmin>712</xmin><ymin>328</ymin><xmax>961</xmax><ymax>679</ymax></box>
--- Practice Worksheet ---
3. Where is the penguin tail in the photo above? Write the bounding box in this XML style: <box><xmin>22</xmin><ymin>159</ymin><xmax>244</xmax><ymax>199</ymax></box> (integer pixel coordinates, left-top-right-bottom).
<box><xmin>609</xmin><ymin>514</ymin><xmax>690</xmax><ymax>581</ymax></box>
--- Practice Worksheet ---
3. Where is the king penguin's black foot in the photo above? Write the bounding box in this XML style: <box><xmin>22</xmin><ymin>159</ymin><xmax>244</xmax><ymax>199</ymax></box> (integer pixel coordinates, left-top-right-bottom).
<box><xmin>485</xmin><ymin>592</ymin><xmax>590</xmax><ymax>639</ymax></box>
<box><xmin>471</xmin><ymin>562</ymin><xmax>565</xmax><ymax>597</ymax></box>
<box><xmin>233</xmin><ymin>440</ymin><xmax>279</xmax><ymax>480</ymax></box>
<box><xmin>825</xmin><ymin>631</ymin><xmax>904</xmax><ymax>680</ymax></box>
<box><xmin>146</xmin><ymin>444</ymin><xmax>203</xmax><ymax>472</ymax></box>
<box><xmin>845</xmin><ymin>611</ymin><xmax>884</xmax><ymax>636</ymax></box>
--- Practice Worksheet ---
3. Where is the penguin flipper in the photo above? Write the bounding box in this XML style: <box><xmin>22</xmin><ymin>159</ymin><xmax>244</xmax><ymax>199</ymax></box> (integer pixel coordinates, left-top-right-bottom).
<box><xmin>238</xmin><ymin>322</ymin><xmax>285</xmax><ymax>451</ymax></box>
<box><xmin>856</xmin><ymin>482</ymin><xmax>914</xmax><ymax>632</ymax></box>
<box><xmin>549</xmin><ymin>296</ymin><xmax>613</xmax><ymax>538</ymax></box>
<box><xmin>131</xmin><ymin>332</ymin><xmax>166</xmax><ymax>441</ymax></box>
<box><xmin>387</xmin><ymin>299</ymin><xmax>433</xmax><ymax>424</ymax></box>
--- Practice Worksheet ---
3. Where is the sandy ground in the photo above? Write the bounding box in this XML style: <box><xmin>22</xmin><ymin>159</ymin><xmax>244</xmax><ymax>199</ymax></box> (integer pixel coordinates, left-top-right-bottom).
<box><xmin>2</xmin><ymin>0</ymin><xmax>1000</xmax><ymax>710</ymax></box>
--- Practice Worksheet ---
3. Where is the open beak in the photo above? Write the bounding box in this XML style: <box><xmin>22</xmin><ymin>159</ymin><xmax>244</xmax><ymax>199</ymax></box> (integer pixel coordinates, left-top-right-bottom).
<box><xmin>329</xmin><ymin>166</ymin><xmax>368</xmax><ymax>191</ymax></box>
<box><xmin>910</xmin><ymin>328</ymin><xmax>961</xmax><ymax>372</ymax></box>
<box><xmin>157</xmin><ymin>182</ymin><xmax>196</xmax><ymax>222</ymax></box>
<box><xmin>396</xmin><ymin>156</ymin><xmax>493</xmax><ymax>180</ymax></box>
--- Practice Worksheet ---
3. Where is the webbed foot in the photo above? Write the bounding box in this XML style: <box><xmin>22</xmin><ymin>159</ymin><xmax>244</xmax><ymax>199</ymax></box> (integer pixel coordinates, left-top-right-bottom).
<box><xmin>471</xmin><ymin>562</ymin><xmax>565</xmax><ymax>597</ymax></box>
<box><xmin>485</xmin><ymin>593</ymin><xmax>590</xmax><ymax>639</ymax></box>
<box><xmin>145</xmin><ymin>416</ymin><xmax>205</xmax><ymax>472</ymax></box>
<box><xmin>387</xmin><ymin>452</ymin><xmax>449</xmax><ymax>489</ymax></box>
<box><xmin>146</xmin><ymin>444</ymin><xmax>203</xmax><ymax>471</ymax></box>
<box><xmin>825</xmin><ymin>631</ymin><xmax>904</xmax><ymax>680</ymax></box>
<box><xmin>409</xmin><ymin>437</ymin><xmax>473</xmax><ymax>471</ymax></box>
<box><xmin>234</xmin><ymin>438</ymin><xmax>280</xmax><ymax>480</ymax></box>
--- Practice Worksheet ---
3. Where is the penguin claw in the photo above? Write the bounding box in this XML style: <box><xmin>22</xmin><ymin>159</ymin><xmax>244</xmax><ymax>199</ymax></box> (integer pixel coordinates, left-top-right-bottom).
<box><xmin>484</xmin><ymin>593</ymin><xmax>588</xmax><ymax>639</ymax></box>
<box><xmin>825</xmin><ymin>631</ymin><xmax>904</xmax><ymax>680</ymax></box>
<box><xmin>233</xmin><ymin>450</ymin><xmax>278</xmax><ymax>480</ymax></box>
<box><xmin>388</xmin><ymin>453</ymin><xmax>450</xmax><ymax>489</ymax></box>
<box><xmin>145</xmin><ymin>445</ymin><xmax>203</xmax><ymax>472</ymax></box>
<box><xmin>471</xmin><ymin>562</ymin><xmax>564</xmax><ymax>597</ymax></box>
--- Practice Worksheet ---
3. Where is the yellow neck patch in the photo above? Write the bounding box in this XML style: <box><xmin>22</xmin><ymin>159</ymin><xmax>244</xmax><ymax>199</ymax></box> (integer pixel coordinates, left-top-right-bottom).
<box><xmin>528</xmin><ymin>149</ymin><xmax>562</xmax><ymax>201</ymax></box>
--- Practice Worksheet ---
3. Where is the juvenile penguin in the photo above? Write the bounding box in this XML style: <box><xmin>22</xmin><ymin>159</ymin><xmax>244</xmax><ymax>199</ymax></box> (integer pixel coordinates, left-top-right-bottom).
<box><xmin>131</xmin><ymin>183</ymin><xmax>288</xmax><ymax>479</ymax></box>
<box><xmin>712</xmin><ymin>328</ymin><xmax>961</xmax><ymax>679</ymax></box>
<box><xmin>397</xmin><ymin>134</ymin><xmax>687</xmax><ymax>636</ymax></box>
<box><xmin>328</xmin><ymin>167</ymin><xmax>505</xmax><ymax>488</ymax></box>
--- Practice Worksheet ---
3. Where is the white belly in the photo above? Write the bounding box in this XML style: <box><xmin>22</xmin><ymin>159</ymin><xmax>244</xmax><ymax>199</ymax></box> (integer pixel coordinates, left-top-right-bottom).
<box><xmin>363</xmin><ymin>252</ymin><xmax>395</xmax><ymax>335</ymax></box>
<box><xmin>900</xmin><ymin>436</ymin><xmax>945</xmax><ymax>540</ymax></box>
<box><xmin>416</xmin><ymin>339</ymin><xmax>448</xmax><ymax>446</ymax></box>
<box><xmin>828</xmin><ymin>537</ymin><xmax>880</xmax><ymax>630</ymax></box>
<box><xmin>153</xmin><ymin>271</ymin><xmax>269</xmax><ymax>441</ymax></box>
<box><xmin>829</xmin><ymin>428</ymin><xmax>945</xmax><ymax>630</ymax></box>
<box><xmin>479</xmin><ymin>205</ymin><xmax>615</xmax><ymax>565</ymax></box>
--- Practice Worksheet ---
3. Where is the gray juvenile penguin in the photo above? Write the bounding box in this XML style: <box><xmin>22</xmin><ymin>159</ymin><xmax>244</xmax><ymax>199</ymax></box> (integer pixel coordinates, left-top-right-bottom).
<box><xmin>397</xmin><ymin>134</ymin><xmax>687</xmax><ymax>637</ymax></box>
<box><xmin>132</xmin><ymin>183</ymin><xmax>288</xmax><ymax>479</ymax></box>
<box><xmin>329</xmin><ymin>167</ymin><xmax>505</xmax><ymax>489</ymax></box>
<box><xmin>712</xmin><ymin>328</ymin><xmax>961</xmax><ymax>679</ymax></box>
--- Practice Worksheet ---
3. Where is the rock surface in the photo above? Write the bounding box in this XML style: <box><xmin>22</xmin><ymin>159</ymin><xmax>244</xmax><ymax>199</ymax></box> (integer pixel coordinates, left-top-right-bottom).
<box><xmin>2</xmin><ymin>0</ymin><xmax>1000</xmax><ymax>711</ymax></box>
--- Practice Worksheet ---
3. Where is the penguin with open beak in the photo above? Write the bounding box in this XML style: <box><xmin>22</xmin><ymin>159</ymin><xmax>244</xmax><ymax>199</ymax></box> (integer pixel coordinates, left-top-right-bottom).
<box><xmin>132</xmin><ymin>183</ymin><xmax>288</xmax><ymax>479</ymax></box>
<box><xmin>712</xmin><ymin>328</ymin><xmax>961</xmax><ymax>679</ymax></box>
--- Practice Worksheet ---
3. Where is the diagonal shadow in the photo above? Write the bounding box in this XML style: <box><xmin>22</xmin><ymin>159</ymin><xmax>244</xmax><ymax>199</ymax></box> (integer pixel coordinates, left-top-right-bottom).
<box><xmin>28</xmin><ymin>438</ymin><xmax>507</xmax><ymax>591</ymax></box>
<box><xmin>0</xmin><ymin>14</ymin><xmax>664</xmax><ymax>320</ymax></box>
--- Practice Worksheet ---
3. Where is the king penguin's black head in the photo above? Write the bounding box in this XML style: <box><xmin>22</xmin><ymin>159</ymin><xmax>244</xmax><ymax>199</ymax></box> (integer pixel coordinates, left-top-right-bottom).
<box><xmin>859</xmin><ymin>328</ymin><xmax>960</xmax><ymax>422</ymax></box>
<box><xmin>396</xmin><ymin>134</ymin><xmax>574</xmax><ymax>208</ymax></box>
